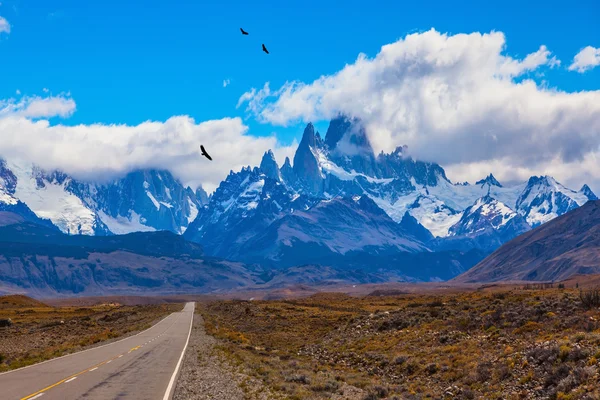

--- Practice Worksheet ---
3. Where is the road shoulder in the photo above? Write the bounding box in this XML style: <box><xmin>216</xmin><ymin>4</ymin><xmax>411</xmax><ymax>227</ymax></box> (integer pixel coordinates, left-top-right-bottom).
<box><xmin>173</xmin><ymin>308</ymin><xmax>272</xmax><ymax>400</ymax></box>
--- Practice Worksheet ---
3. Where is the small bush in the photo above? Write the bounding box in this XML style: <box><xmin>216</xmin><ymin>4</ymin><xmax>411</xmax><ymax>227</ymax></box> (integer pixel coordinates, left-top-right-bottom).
<box><xmin>579</xmin><ymin>288</ymin><xmax>600</xmax><ymax>309</ymax></box>
<box><xmin>285</xmin><ymin>374</ymin><xmax>310</xmax><ymax>384</ymax></box>
<box><xmin>426</xmin><ymin>363</ymin><xmax>438</xmax><ymax>375</ymax></box>
<box><xmin>394</xmin><ymin>355</ymin><xmax>407</xmax><ymax>365</ymax></box>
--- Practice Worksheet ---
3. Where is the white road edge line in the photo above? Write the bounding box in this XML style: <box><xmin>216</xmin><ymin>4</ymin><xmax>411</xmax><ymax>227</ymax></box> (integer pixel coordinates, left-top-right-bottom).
<box><xmin>118</xmin><ymin>355</ymin><xmax>123</xmax><ymax>358</ymax></box>
<box><xmin>89</xmin><ymin>367</ymin><xmax>98</xmax><ymax>371</ymax></box>
<box><xmin>29</xmin><ymin>394</ymin><xmax>44</xmax><ymax>400</ymax></box>
<box><xmin>65</xmin><ymin>377</ymin><xmax>77</xmax><ymax>383</ymax></box>
<box><xmin>162</xmin><ymin>302</ymin><xmax>194</xmax><ymax>400</ymax></box>
<box><xmin>0</xmin><ymin>312</ymin><xmax>173</xmax><ymax>376</ymax></box>
<box><xmin>107</xmin><ymin>360</ymin><xmax>112</xmax><ymax>364</ymax></box>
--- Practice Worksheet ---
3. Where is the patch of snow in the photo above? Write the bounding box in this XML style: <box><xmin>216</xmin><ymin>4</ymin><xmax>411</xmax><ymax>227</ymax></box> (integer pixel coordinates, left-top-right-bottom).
<box><xmin>368</xmin><ymin>191</ymin><xmax>420</xmax><ymax>223</ymax></box>
<box><xmin>408</xmin><ymin>195</ymin><xmax>462</xmax><ymax>238</ymax></box>
<box><xmin>146</xmin><ymin>191</ymin><xmax>160</xmax><ymax>210</ymax></box>
<box><xmin>8</xmin><ymin>160</ymin><xmax>98</xmax><ymax>235</ymax></box>
<box><xmin>316</xmin><ymin>149</ymin><xmax>392</xmax><ymax>184</ymax></box>
<box><xmin>159</xmin><ymin>201</ymin><xmax>173</xmax><ymax>209</ymax></box>
<box><xmin>429</xmin><ymin>176</ymin><xmax>525</xmax><ymax>210</ymax></box>
<box><xmin>97</xmin><ymin>210</ymin><xmax>156</xmax><ymax>235</ymax></box>
<box><xmin>463</xmin><ymin>197</ymin><xmax>518</xmax><ymax>230</ymax></box>
<box><xmin>187</xmin><ymin>198</ymin><xmax>198</xmax><ymax>224</ymax></box>
<box><xmin>0</xmin><ymin>190</ymin><xmax>18</xmax><ymax>205</ymax></box>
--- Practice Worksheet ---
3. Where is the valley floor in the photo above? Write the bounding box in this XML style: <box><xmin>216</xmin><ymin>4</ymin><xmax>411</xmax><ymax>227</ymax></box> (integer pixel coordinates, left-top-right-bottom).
<box><xmin>199</xmin><ymin>288</ymin><xmax>600</xmax><ymax>400</ymax></box>
<box><xmin>0</xmin><ymin>295</ymin><xmax>182</xmax><ymax>372</ymax></box>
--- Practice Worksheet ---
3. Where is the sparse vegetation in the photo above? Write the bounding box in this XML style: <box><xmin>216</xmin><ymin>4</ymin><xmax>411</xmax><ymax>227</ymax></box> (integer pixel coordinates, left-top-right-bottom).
<box><xmin>0</xmin><ymin>295</ymin><xmax>182</xmax><ymax>372</ymax></box>
<box><xmin>201</xmin><ymin>289</ymin><xmax>600</xmax><ymax>399</ymax></box>
<box><xmin>579</xmin><ymin>288</ymin><xmax>600</xmax><ymax>310</ymax></box>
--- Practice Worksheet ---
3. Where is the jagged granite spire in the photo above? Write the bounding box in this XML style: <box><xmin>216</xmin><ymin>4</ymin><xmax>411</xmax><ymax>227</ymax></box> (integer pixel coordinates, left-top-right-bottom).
<box><xmin>280</xmin><ymin>156</ymin><xmax>296</xmax><ymax>185</ymax></box>
<box><xmin>259</xmin><ymin>150</ymin><xmax>281</xmax><ymax>181</ymax></box>
<box><xmin>293</xmin><ymin>123</ymin><xmax>323</xmax><ymax>195</ymax></box>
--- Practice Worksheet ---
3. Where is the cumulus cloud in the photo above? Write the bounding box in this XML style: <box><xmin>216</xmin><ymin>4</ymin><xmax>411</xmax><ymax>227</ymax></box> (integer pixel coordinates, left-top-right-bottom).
<box><xmin>15</xmin><ymin>89</ymin><xmax>20</xmax><ymax>95</ymax></box>
<box><xmin>0</xmin><ymin>98</ymin><xmax>296</xmax><ymax>193</ymax></box>
<box><xmin>238</xmin><ymin>28</ymin><xmax>600</xmax><ymax>191</ymax></box>
<box><xmin>569</xmin><ymin>46</ymin><xmax>600</xmax><ymax>73</ymax></box>
<box><xmin>0</xmin><ymin>94</ymin><xmax>77</xmax><ymax>119</ymax></box>
<box><xmin>223</xmin><ymin>79</ymin><xmax>231</xmax><ymax>88</ymax></box>
<box><xmin>0</xmin><ymin>16</ymin><xmax>10</xmax><ymax>34</ymax></box>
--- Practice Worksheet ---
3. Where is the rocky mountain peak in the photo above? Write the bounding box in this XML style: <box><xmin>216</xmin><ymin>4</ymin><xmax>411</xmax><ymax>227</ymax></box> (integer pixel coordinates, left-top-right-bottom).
<box><xmin>260</xmin><ymin>150</ymin><xmax>281</xmax><ymax>181</ymax></box>
<box><xmin>476</xmin><ymin>174</ymin><xmax>502</xmax><ymax>188</ymax></box>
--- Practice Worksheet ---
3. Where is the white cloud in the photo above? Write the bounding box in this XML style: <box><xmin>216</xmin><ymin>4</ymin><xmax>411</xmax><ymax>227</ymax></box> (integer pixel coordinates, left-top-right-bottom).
<box><xmin>15</xmin><ymin>89</ymin><xmax>20</xmax><ymax>95</ymax></box>
<box><xmin>0</xmin><ymin>94</ymin><xmax>77</xmax><ymax>119</ymax></box>
<box><xmin>223</xmin><ymin>79</ymin><xmax>231</xmax><ymax>88</ymax></box>
<box><xmin>0</xmin><ymin>97</ymin><xmax>296</xmax><ymax>193</ymax></box>
<box><xmin>42</xmin><ymin>87</ymin><xmax>49</xmax><ymax>93</ymax></box>
<box><xmin>568</xmin><ymin>46</ymin><xmax>600</xmax><ymax>73</ymax></box>
<box><xmin>238</xmin><ymin>28</ymin><xmax>600</xmax><ymax>192</ymax></box>
<box><xmin>0</xmin><ymin>16</ymin><xmax>10</xmax><ymax>34</ymax></box>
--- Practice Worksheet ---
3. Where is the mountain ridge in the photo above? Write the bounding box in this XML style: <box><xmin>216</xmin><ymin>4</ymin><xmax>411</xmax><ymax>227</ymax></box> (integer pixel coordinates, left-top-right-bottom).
<box><xmin>453</xmin><ymin>200</ymin><xmax>600</xmax><ymax>283</ymax></box>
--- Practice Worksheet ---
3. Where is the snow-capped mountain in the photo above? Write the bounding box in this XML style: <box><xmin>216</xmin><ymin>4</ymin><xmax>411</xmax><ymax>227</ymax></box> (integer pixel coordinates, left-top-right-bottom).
<box><xmin>185</xmin><ymin>155</ymin><xmax>321</xmax><ymax>260</ymax></box>
<box><xmin>449</xmin><ymin>195</ymin><xmax>527</xmax><ymax>236</ymax></box>
<box><xmin>515</xmin><ymin>176</ymin><xmax>594</xmax><ymax>227</ymax></box>
<box><xmin>0</xmin><ymin>159</ymin><xmax>207</xmax><ymax>235</ymax></box>
<box><xmin>1</xmin><ymin>114</ymin><xmax>596</xmax><ymax>282</ymax></box>
<box><xmin>275</xmin><ymin>116</ymin><xmax>595</xmax><ymax>241</ymax></box>
<box><xmin>432</xmin><ymin>195</ymin><xmax>532</xmax><ymax>252</ymax></box>
<box><xmin>0</xmin><ymin>160</ymin><xmax>58</xmax><ymax>229</ymax></box>
<box><xmin>184</xmin><ymin>115</ymin><xmax>596</xmax><ymax>276</ymax></box>
<box><xmin>183</xmin><ymin>152</ymin><xmax>476</xmax><ymax>276</ymax></box>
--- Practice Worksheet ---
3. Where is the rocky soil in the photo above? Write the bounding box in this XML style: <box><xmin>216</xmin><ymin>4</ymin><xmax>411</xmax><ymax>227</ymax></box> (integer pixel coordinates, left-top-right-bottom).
<box><xmin>173</xmin><ymin>309</ymin><xmax>275</xmax><ymax>399</ymax></box>
<box><xmin>200</xmin><ymin>289</ymin><xmax>600</xmax><ymax>399</ymax></box>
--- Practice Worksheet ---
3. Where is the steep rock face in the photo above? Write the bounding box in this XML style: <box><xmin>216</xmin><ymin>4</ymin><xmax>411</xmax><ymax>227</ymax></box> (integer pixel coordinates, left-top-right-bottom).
<box><xmin>260</xmin><ymin>150</ymin><xmax>282</xmax><ymax>181</ymax></box>
<box><xmin>195</xmin><ymin>186</ymin><xmax>210</xmax><ymax>206</ymax></box>
<box><xmin>293</xmin><ymin>123</ymin><xmax>324</xmax><ymax>195</ymax></box>
<box><xmin>280</xmin><ymin>157</ymin><xmax>297</xmax><ymax>187</ymax></box>
<box><xmin>325</xmin><ymin>116</ymin><xmax>379</xmax><ymax>177</ymax></box>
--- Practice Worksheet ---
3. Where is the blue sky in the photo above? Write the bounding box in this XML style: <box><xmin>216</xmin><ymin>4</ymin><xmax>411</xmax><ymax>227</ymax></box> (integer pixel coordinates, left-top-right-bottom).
<box><xmin>1</xmin><ymin>0</ymin><xmax>598</xmax><ymax>146</ymax></box>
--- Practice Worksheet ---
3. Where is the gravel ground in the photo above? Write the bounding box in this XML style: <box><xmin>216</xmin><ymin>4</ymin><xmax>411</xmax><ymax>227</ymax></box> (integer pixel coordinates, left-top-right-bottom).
<box><xmin>173</xmin><ymin>310</ymin><xmax>273</xmax><ymax>400</ymax></box>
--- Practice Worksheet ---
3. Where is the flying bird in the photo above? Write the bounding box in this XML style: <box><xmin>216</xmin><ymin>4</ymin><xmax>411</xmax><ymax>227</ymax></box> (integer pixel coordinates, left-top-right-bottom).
<box><xmin>262</xmin><ymin>44</ymin><xmax>269</xmax><ymax>54</ymax></box>
<box><xmin>200</xmin><ymin>145</ymin><xmax>213</xmax><ymax>161</ymax></box>
<box><xmin>240</xmin><ymin>28</ymin><xmax>249</xmax><ymax>35</ymax></box>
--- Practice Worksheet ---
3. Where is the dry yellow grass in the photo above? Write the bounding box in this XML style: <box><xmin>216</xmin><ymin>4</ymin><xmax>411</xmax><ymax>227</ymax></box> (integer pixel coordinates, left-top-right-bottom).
<box><xmin>202</xmin><ymin>289</ymin><xmax>600</xmax><ymax>399</ymax></box>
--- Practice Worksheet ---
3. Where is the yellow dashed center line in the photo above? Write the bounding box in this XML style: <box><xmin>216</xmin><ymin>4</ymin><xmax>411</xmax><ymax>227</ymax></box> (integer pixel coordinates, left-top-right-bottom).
<box><xmin>19</xmin><ymin>354</ymin><xmax>120</xmax><ymax>400</ymax></box>
<box><xmin>20</xmin><ymin>316</ymin><xmax>175</xmax><ymax>400</ymax></box>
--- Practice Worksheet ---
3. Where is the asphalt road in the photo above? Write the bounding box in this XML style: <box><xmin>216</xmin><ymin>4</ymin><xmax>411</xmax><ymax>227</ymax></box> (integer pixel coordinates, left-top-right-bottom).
<box><xmin>0</xmin><ymin>302</ymin><xmax>195</xmax><ymax>400</ymax></box>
